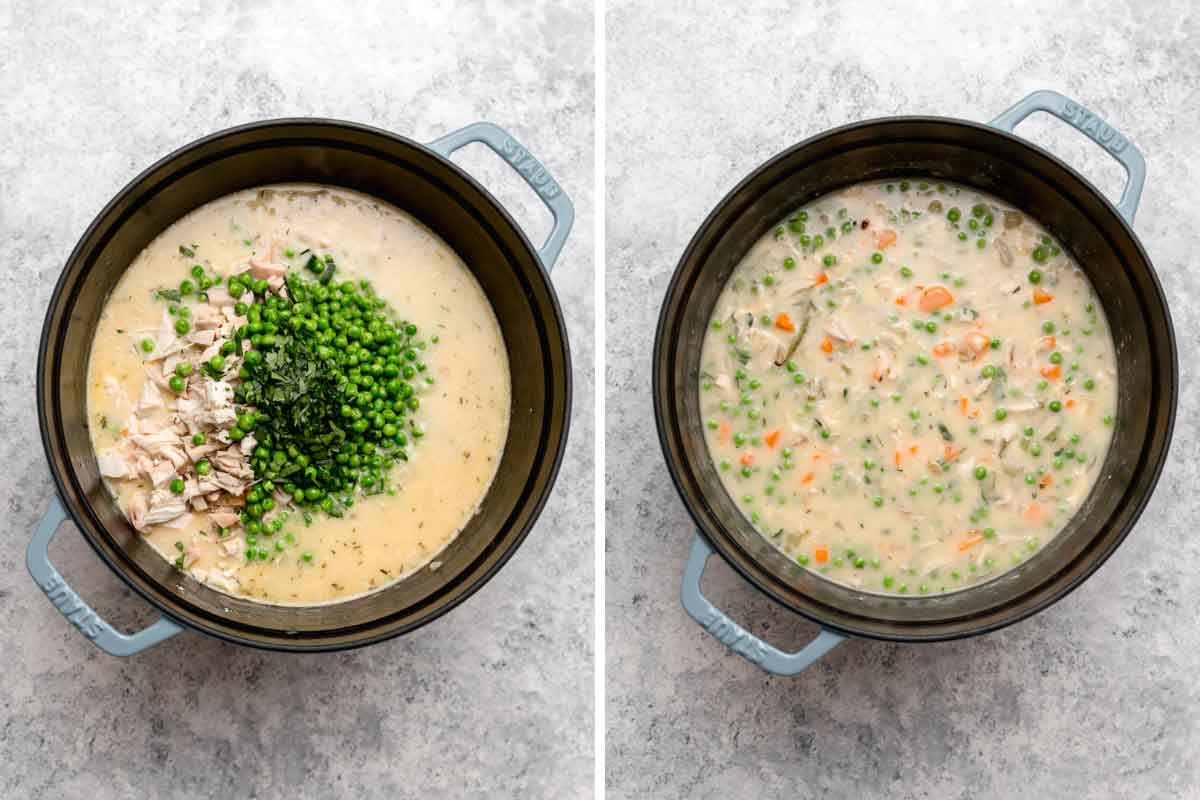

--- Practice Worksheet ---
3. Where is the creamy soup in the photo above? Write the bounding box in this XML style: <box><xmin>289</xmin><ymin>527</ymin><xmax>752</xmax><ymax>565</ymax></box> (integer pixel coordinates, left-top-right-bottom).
<box><xmin>87</xmin><ymin>185</ymin><xmax>510</xmax><ymax>605</ymax></box>
<box><xmin>700</xmin><ymin>180</ymin><xmax>1117</xmax><ymax>595</ymax></box>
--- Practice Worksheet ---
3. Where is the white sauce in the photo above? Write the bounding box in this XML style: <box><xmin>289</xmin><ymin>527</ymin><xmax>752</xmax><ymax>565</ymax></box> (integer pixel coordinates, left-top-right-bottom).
<box><xmin>86</xmin><ymin>185</ymin><xmax>510</xmax><ymax>605</ymax></box>
<box><xmin>700</xmin><ymin>179</ymin><xmax>1117</xmax><ymax>595</ymax></box>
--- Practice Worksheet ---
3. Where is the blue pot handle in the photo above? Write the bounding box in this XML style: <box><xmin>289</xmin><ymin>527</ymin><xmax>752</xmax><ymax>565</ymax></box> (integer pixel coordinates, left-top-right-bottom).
<box><xmin>989</xmin><ymin>89</ymin><xmax>1145</xmax><ymax>224</ymax></box>
<box><xmin>681</xmin><ymin>534</ymin><xmax>844</xmax><ymax>675</ymax></box>
<box><xmin>26</xmin><ymin>496</ymin><xmax>184</xmax><ymax>657</ymax></box>
<box><xmin>427</xmin><ymin>122</ymin><xmax>574</xmax><ymax>271</ymax></box>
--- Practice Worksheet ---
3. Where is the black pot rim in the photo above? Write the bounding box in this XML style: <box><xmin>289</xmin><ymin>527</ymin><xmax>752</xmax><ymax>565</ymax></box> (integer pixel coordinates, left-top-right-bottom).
<box><xmin>37</xmin><ymin>117</ymin><xmax>572</xmax><ymax>652</ymax></box>
<box><xmin>654</xmin><ymin>113</ymin><xmax>1177</xmax><ymax>643</ymax></box>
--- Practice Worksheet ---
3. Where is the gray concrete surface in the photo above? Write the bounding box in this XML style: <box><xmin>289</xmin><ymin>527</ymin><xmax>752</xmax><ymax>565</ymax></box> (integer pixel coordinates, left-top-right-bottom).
<box><xmin>606</xmin><ymin>1</ymin><xmax>1200</xmax><ymax>798</ymax></box>
<box><xmin>0</xmin><ymin>2</ymin><xmax>593</xmax><ymax>799</ymax></box>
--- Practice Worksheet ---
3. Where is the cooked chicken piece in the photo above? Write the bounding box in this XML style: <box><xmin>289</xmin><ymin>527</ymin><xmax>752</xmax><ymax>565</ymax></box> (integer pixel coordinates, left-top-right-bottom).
<box><xmin>186</xmin><ymin>328</ymin><xmax>217</xmax><ymax>347</ymax></box>
<box><xmin>134</xmin><ymin>382</ymin><xmax>164</xmax><ymax>414</ymax></box>
<box><xmin>204</xmin><ymin>380</ymin><xmax>234</xmax><ymax>409</ymax></box>
<box><xmin>97</xmin><ymin>447</ymin><xmax>138</xmax><ymax>479</ymax></box>
<box><xmin>206</xmin><ymin>286</ymin><xmax>235</xmax><ymax>306</ymax></box>
<box><xmin>130</xmin><ymin>429</ymin><xmax>185</xmax><ymax>456</ymax></box>
<box><xmin>195</xmin><ymin>408</ymin><xmax>238</xmax><ymax>428</ymax></box>
<box><xmin>148</xmin><ymin>460</ymin><xmax>177</xmax><ymax>488</ymax></box>
<box><xmin>160</xmin><ymin>444</ymin><xmax>188</xmax><ymax>470</ymax></box>
<box><xmin>212</xmin><ymin>448</ymin><xmax>253</xmax><ymax>478</ymax></box>
<box><xmin>211</xmin><ymin>471</ymin><xmax>247</xmax><ymax>496</ymax></box>
<box><xmin>210</xmin><ymin>510</ymin><xmax>241</xmax><ymax>529</ymax></box>
<box><xmin>220</xmin><ymin>537</ymin><xmax>245</xmax><ymax>558</ymax></box>
<box><xmin>266</xmin><ymin>275</ymin><xmax>285</xmax><ymax>293</ymax></box>
<box><xmin>249</xmin><ymin>257</ymin><xmax>288</xmax><ymax>280</ymax></box>
<box><xmin>240</xmin><ymin>434</ymin><xmax>257</xmax><ymax>455</ymax></box>
<box><xmin>143</xmin><ymin>490</ymin><xmax>188</xmax><ymax>526</ymax></box>
<box><xmin>190</xmin><ymin>494</ymin><xmax>209</xmax><ymax>512</ymax></box>
<box><xmin>185</xmin><ymin>442</ymin><xmax>221</xmax><ymax>461</ymax></box>
<box><xmin>128</xmin><ymin>493</ymin><xmax>149</xmax><ymax>531</ymax></box>
<box><xmin>147</xmin><ymin>311</ymin><xmax>186</xmax><ymax>360</ymax></box>
<box><xmin>161</xmin><ymin>512</ymin><xmax>195</xmax><ymax>530</ymax></box>
<box><xmin>192</xmin><ymin>305</ymin><xmax>222</xmax><ymax>330</ymax></box>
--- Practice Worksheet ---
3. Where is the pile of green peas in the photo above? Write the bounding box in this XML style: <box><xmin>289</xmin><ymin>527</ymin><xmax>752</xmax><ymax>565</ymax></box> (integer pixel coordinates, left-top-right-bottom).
<box><xmin>227</xmin><ymin>261</ymin><xmax>430</xmax><ymax>521</ymax></box>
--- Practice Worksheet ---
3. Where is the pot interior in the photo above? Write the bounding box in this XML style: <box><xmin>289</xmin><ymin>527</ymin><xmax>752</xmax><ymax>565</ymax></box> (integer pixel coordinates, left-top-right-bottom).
<box><xmin>41</xmin><ymin>121</ymin><xmax>569</xmax><ymax>648</ymax></box>
<box><xmin>658</xmin><ymin>118</ymin><xmax>1174</xmax><ymax>640</ymax></box>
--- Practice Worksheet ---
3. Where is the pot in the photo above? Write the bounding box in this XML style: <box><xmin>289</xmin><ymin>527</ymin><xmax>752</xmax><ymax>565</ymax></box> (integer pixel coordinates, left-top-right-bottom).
<box><xmin>655</xmin><ymin>90</ymin><xmax>1176</xmax><ymax>675</ymax></box>
<box><xmin>29</xmin><ymin>119</ymin><xmax>573</xmax><ymax>654</ymax></box>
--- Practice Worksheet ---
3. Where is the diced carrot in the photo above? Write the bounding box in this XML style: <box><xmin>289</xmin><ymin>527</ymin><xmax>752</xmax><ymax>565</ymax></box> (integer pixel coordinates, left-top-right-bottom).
<box><xmin>944</xmin><ymin>445</ymin><xmax>962</xmax><ymax>461</ymax></box>
<box><xmin>814</xmin><ymin>546</ymin><xmax>829</xmax><ymax>564</ymax></box>
<box><xmin>820</xmin><ymin>336</ymin><xmax>834</xmax><ymax>354</ymax></box>
<box><xmin>872</xmin><ymin>366</ymin><xmax>884</xmax><ymax>382</ymax></box>
<box><xmin>919</xmin><ymin>285</ymin><xmax>954</xmax><ymax>312</ymax></box>
<box><xmin>965</xmin><ymin>331</ymin><xmax>990</xmax><ymax>355</ymax></box>
<box><xmin>1025</xmin><ymin>502</ymin><xmax>1046</xmax><ymax>523</ymax></box>
<box><xmin>764</xmin><ymin>429</ymin><xmax>781</xmax><ymax>449</ymax></box>
<box><xmin>814</xmin><ymin>271</ymin><xmax>829</xmax><ymax>286</ymax></box>
<box><xmin>1033</xmin><ymin>288</ymin><xmax>1054</xmax><ymax>305</ymax></box>
<box><xmin>1066</xmin><ymin>398</ymin><xmax>1076</xmax><ymax>409</ymax></box>
<box><xmin>1039</xmin><ymin>474</ymin><xmax>1054</xmax><ymax>489</ymax></box>
<box><xmin>895</xmin><ymin>295</ymin><xmax>908</xmax><ymax>306</ymax></box>
<box><xmin>958</xmin><ymin>395</ymin><xmax>969</xmax><ymax>415</ymax></box>
<box><xmin>802</xmin><ymin>472</ymin><xmax>815</xmax><ymax>485</ymax></box>
<box><xmin>1040</xmin><ymin>364</ymin><xmax>1062</xmax><ymax>380</ymax></box>
<box><xmin>811</xmin><ymin>452</ymin><xmax>825</xmax><ymax>463</ymax></box>
<box><xmin>933</xmin><ymin>341</ymin><xmax>954</xmax><ymax>357</ymax></box>
<box><xmin>958</xmin><ymin>534</ymin><xmax>984</xmax><ymax>552</ymax></box>
<box><xmin>775</xmin><ymin>312</ymin><xmax>795</xmax><ymax>332</ymax></box>
<box><xmin>1037</xmin><ymin>335</ymin><xmax>1056</xmax><ymax>352</ymax></box>
<box><xmin>740</xmin><ymin>451</ymin><xmax>754</xmax><ymax>466</ymax></box>
<box><xmin>875</xmin><ymin>229</ymin><xmax>898</xmax><ymax>249</ymax></box>
<box><xmin>894</xmin><ymin>450</ymin><xmax>902</xmax><ymax>467</ymax></box>
<box><xmin>909</xmin><ymin>444</ymin><xmax>919</xmax><ymax>456</ymax></box>
<box><xmin>718</xmin><ymin>420</ymin><xmax>731</xmax><ymax>443</ymax></box>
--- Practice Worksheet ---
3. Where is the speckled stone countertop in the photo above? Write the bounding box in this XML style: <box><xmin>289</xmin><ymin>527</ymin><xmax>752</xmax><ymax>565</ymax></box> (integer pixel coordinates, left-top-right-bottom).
<box><xmin>0</xmin><ymin>2</ymin><xmax>593</xmax><ymax>798</ymax></box>
<box><xmin>606</xmin><ymin>1</ymin><xmax>1199</xmax><ymax>798</ymax></box>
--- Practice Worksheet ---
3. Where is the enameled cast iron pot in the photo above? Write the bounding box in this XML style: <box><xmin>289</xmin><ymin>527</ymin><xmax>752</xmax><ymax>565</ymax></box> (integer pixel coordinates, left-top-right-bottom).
<box><xmin>655</xmin><ymin>90</ymin><xmax>1176</xmax><ymax>675</ymax></box>
<box><xmin>30</xmin><ymin>119</ymin><xmax>573</xmax><ymax>655</ymax></box>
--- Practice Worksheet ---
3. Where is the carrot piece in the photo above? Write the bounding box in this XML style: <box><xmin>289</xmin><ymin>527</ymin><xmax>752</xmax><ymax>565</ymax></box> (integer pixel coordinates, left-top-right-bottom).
<box><xmin>918</xmin><ymin>285</ymin><xmax>954</xmax><ymax>312</ymax></box>
<box><xmin>774</xmin><ymin>312</ymin><xmax>795</xmax><ymax>332</ymax></box>
<box><xmin>764</xmin><ymin>429</ymin><xmax>781</xmax><ymax>449</ymax></box>
<box><xmin>1065</xmin><ymin>398</ymin><xmax>1076</xmax><ymax>409</ymax></box>
<box><xmin>958</xmin><ymin>395</ymin><xmax>969</xmax><ymax>415</ymax></box>
<box><xmin>1040</xmin><ymin>364</ymin><xmax>1062</xmax><ymax>380</ymax></box>
<box><xmin>810</xmin><ymin>452</ymin><xmax>825</xmax><ymax>464</ymax></box>
<box><xmin>718</xmin><ymin>420</ymin><xmax>731</xmax><ymax>443</ymax></box>
<box><xmin>958</xmin><ymin>535</ymin><xmax>984</xmax><ymax>552</ymax></box>
<box><xmin>1025</xmin><ymin>502</ymin><xmax>1046</xmax><ymax>523</ymax></box>
<box><xmin>872</xmin><ymin>365</ymin><xmax>884</xmax><ymax>382</ymax></box>
<box><xmin>1039</xmin><ymin>474</ymin><xmax>1054</xmax><ymax>489</ymax></box>
<box><xmin>909</xmin><ymin>444</ymin><xmax>919</xmax><ymax>456</ymax></box>
<box><xmin>895</xmin><ymin>295</ymin><xmax>908</xmax><ymax>306</ymax></box>
<box><xmin>932</xmin><ymin>341</ymin><xmax>954</xmax><ymax>357</ymax></box>
<box><xmin>814</xmin><ymin>271</ymin><xmax>829</xmax><ymax>286</ymax></box>
<box><xmin>944</xmin><ymin>445</ymin><xmax>962</xmax><ymax>461</ymax></box>
<box><xmin>875</xmin><ymin>229</ymin><xmax>898</xmax><ymax>249</ymax></box>
<box><xmin>1037</xmin><ymin>335</ymin><xmax>1056</xmax><ymax>352</ymax></box>
<box><xmin>740</xmin><ymin>451</ymin><xmax>754</xmax><ymax>466</ymax></box>
<box><xmin>1033</xmin><ymin>288</ymin><xmax>1054</xmax><ymax>305</ymax></box>
<box><xmin>801</xmin><ymin>472</ymin><xmax>815</xmax><ymax>485</ymax></box>
<box><xmin>820</xmin><ymin>336</ymin><xmax>834</xmax><ymax>354</ymax></box>
<box><xmin>894</xmin><ymin>450</ymin><xmax>902</xmax><ymax>467</ymax></box>
<box><xmin>814</xmin><ymin>546</ymin><xmax>829</xmax><ymax>564</ymax></box>
<box><xmin>965</xmin><ymin>331</ymin><xmax>990</xmax><ymax>355</ymax></box>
